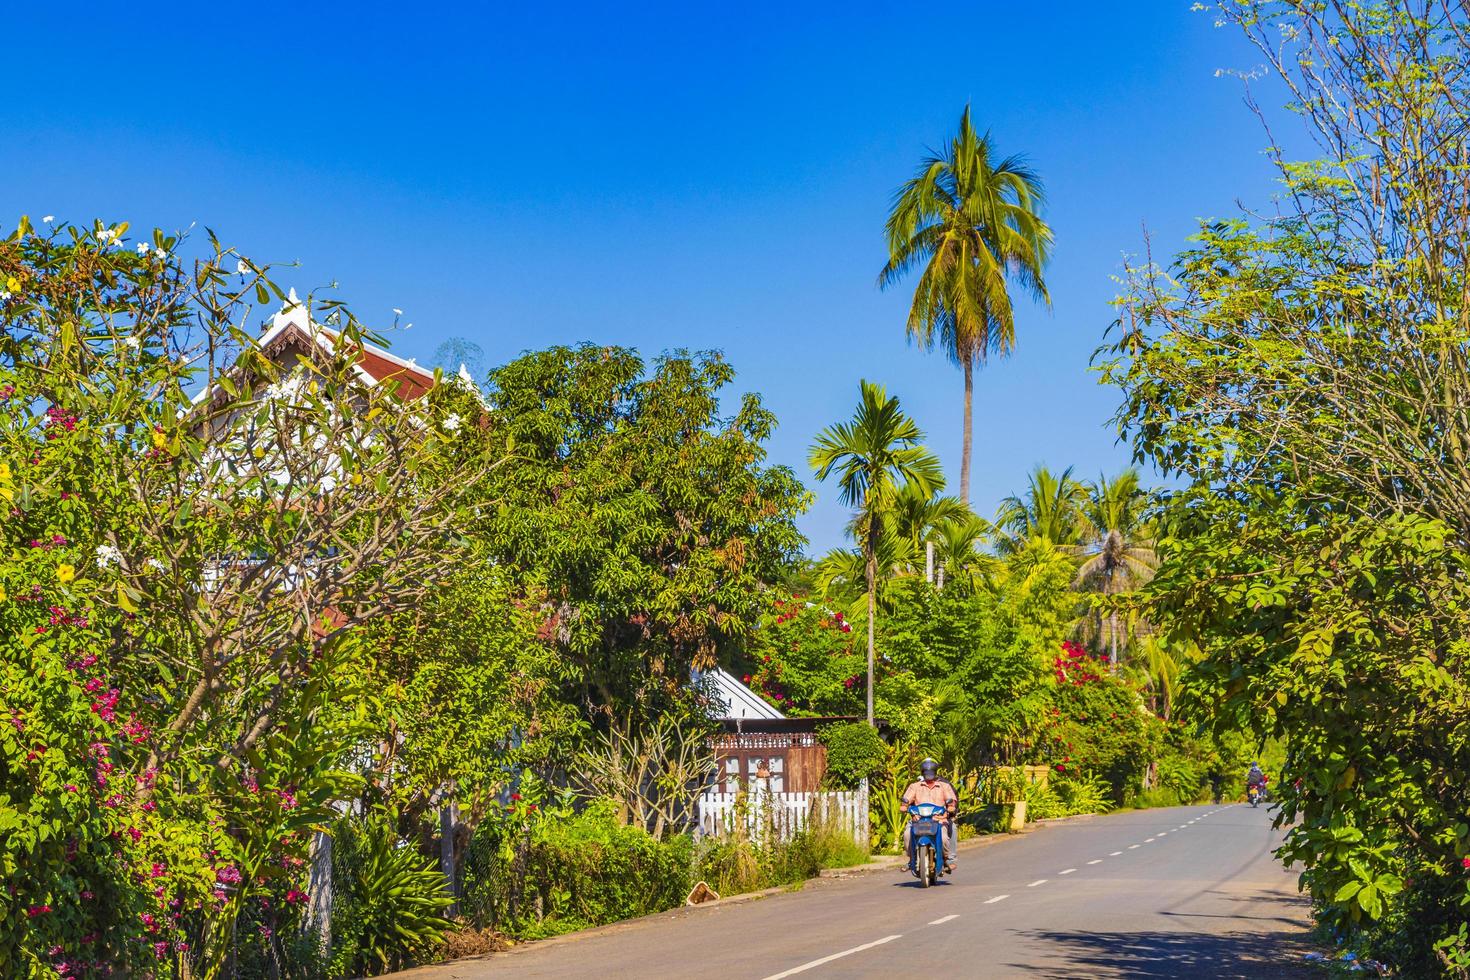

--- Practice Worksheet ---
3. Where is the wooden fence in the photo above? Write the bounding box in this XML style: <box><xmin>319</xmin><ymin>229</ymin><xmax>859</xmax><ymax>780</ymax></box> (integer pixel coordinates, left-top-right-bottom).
<box><xmin>696</xmin><ymin>782</ymin><xmax>868</xmax><ymax>846</ymax></box>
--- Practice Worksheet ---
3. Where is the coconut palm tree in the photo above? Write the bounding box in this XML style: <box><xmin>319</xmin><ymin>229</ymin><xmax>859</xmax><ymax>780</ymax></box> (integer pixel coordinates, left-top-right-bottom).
<box><xmin>888</xmin><ymin>480</ymin><xmax>970</xmax><ymax>580</ymax></box>
<box><xmin>993</xmin><ymin>465</ymin><xmax>1088</xmax><ymax>555</ymax></box>
<box><xmin>810</xmin><ymin>381</ymin><xmax>943</xmax><ymax>725</ymax></box>
<box><xmin>930</xmin><ymin>513</ymin><xmax>998</xmax><ymax>589</ymax></box>
<box><xmin>880</xmin><ymin>105</ymin><xmax>1053</xmax><ymax>505</ymax></box>
<box><xmin>1076</xmin><ymin>469</ymin><xmax>1158</xmax><ymax>665</ymax></box>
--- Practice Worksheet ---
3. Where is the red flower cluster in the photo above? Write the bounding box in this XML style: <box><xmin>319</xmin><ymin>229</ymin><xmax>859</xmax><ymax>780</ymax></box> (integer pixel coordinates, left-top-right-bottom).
<box><xmin>1053</xmin><ymin>641</ymin><xmax>1104</xmax><ymax>686</ymax></box>
<box><xmin>44</xmin><ymin>405</ymin><xmax>78</xmax><ymax>439</ymax></box>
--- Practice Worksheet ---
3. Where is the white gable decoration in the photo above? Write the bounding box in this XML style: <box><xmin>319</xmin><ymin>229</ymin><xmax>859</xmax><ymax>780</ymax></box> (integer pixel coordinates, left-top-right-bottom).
<box><xmin>703</xmin><ymin>667</ymin><xmax>785</xmax><ymax>721</ymax></box>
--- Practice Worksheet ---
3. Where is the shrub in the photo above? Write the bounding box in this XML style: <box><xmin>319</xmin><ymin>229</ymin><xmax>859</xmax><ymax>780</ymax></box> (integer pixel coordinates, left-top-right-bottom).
<box><xmin>461</xmin><ymin>800</ymin><xmax>692</xmax><ymax>939</ymax></box>
<box><xmin>692</xmin><ymin>818</ymin><xmax>867</xmax><ymax>897</ymax></box>
<box><xmin>329</xmin><ymin>815</ymin><xmax>454</xmax><ymax>977</ymax></box>
<box><xmin>1054</xmin><ymin>772</ymin><xmax>1114</xmax><ymax>815</ymax></box>
<box><xmin>1023</xmin><ymin>781</ymin><xmax>1067</xmax><ymax>820</ymax></box>
<box><xmin>818</xmin><ymin>722</ymin><xmax>887</xmax><ymax>789</ymax></box>
<box><xmin>1128</xmin><ymin>787</ymin><xmax>1183</xmax><ymax>810</ymax></box>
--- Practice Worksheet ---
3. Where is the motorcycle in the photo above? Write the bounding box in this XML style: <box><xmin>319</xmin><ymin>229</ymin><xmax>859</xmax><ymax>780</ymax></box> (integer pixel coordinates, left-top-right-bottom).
<box><xmin>1247</xmin><ymin>783</ymin><xmax>1267</xmax><ymax>807</ymax></box>
<box><xmin>907</xmin><ymin>803</ymin><xmax>950</xmax><ymax>887</ymax></box>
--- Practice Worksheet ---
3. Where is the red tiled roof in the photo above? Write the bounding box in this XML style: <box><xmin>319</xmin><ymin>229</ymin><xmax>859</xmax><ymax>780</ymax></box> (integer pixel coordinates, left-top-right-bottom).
<box><xmin>354</xmin><ymin>345</ymin><xmax>434</xmax><ymax>400</ymax></box>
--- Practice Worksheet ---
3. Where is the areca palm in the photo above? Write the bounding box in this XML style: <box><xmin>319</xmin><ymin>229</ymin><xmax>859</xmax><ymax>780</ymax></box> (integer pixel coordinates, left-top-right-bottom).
<box><xmin>810</xmin><ymin>381</ymin><xmax>943</xmax><ymax>725</ymax></box>
<box><xmin>812</xmin><ymin>525</ymin><xmax>913</xmax><ymax>616</ymax></box>
<box><xmin>887</xmin><ymin>480</ymin><xmax>969</xmax><ymax>578</ymax></box>
<box><xmin>994</xmin><ymin>465</ymin><xmax>1088</xmax><ymax>555</ymax></box>
<box><xmin>880</xmin><ymin>105</ymin><xmax>1053</xmax><ymax>504</ymax></box>
<box><xmin>931</xmin><ymin>514</ymin><xmax>998</xmax><ymax>588</ymax></box>
<box><xmin>1076</xmin><ymin>469</ymin><xmax>1158</xmax><ymax>665</ymax></box>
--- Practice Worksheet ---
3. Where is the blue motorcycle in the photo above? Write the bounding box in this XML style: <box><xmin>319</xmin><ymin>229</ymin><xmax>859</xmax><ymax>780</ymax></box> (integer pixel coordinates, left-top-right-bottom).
<box><xmin>907</xmin><ymin>802</ymin><xmax>950</xmax><ymax>887</ymax></box>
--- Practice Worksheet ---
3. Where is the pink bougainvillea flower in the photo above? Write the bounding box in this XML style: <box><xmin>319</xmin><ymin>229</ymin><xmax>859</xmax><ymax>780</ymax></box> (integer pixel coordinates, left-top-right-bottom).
<box><xmin>26</xmin><ymin>904</ymin><xmax>51</xmax><ymax>917</ymax></box>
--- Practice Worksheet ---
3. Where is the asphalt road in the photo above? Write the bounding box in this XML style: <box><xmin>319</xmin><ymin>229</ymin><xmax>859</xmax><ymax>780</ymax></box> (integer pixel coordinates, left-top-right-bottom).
<box><xmin>396</xmin><ymin>803</ymin><xmax>1317</xmax><ymax>979</ymax></box>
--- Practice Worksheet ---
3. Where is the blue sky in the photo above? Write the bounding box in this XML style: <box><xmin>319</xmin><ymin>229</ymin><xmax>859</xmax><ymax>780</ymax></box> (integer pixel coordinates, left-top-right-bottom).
<box><xmin>4</xmin><ymin>2</ymin><xmax>1278</xmax><ymax>554</ymax></box>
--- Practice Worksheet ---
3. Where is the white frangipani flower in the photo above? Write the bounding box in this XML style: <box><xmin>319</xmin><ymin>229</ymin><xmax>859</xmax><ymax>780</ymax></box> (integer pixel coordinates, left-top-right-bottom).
<box><xmin>42</xmin><ymin>215</ymin><xmax>54</xmax><ymax>223</ymax></box>
<box><xmin>154</xmin><ymin>246</ymin><xmax>168</xmax><ymax>259</ymax></box>
<box><xmin>392</xmin><ymin>308</ymin><xmax>403</xmax><ymax>316</ymax></box>
<box><xmin>136</xmin><ymin>241</ymin><xmax>151</xmax><ymax>255</ymax></box>
<box><xmin>95</xmin><ymin>544</ymin><xmax>122</xmax><ymax>569</ymax></box>
<box><xmin>123</xmin><ymin>336</ymin><xmax>141</xmax><ymax>350</ymax></box>
<box><xmin>236</xmin><ymin>260</ymin><xmax>250</xmax><ymax>275</ymax></box>
<box><xmin>146</xmin><ymin>558</ymin><xmax>168</xmax><ymax>573</ymax></box>
<box><xmin>442</xmin><ymin>413</ymin><xmax>462</xmax><ymax>433</ymax></box>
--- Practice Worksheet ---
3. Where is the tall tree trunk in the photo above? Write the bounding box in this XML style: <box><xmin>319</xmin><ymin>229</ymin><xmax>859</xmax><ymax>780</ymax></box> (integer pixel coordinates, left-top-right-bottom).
<box><xmin>865</xmin><ymin>549</ymin><xmax>877</xmax><ymax>728</ymax></box>
<box><xmin>864</xmin><ymin>509</ymin><xmax>879</xmax><ymax>728</ymax></box>
<box><xmin>960</xmin><ymin>357</ymin><xmax>975</xmax><ymax>505</ymax></box>
<box><xmin>1109</xmin><ymin>609</ymin><xmax>1119</xmax><ymax>667</ymax></box>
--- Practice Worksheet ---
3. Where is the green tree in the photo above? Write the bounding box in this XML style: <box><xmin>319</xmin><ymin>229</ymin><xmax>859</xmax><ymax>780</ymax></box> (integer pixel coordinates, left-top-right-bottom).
<box><xmin>359</xmin><ymin>563</ymin><xmax>584</xmax><ymax>824</ymax></box>
<box><xmin>477</xmin><ymin>346</ymin><xmax>810</xmax><ymax>737</ymax></box>
<box><xmin>1076</xmin><ymin>469</ymin><xmax>1157</xmax><ymax>665</ymax></box>
<box><xmin>931</xmin><ymin>513</ymin><xmax>996</xmax><ymax>589</ymax></box>
<box><xmin>0</xmin><ymin>218</ymin><xmax>479</xmax><ymax>977</ymax></box>
<box><xmin>1099</xmin><ymin>2</ymin><xmax>1470</xmax><ymax>969</ymax></box>
<box><xmin>888</xmin><ymin>481</ymin><xmax>970</xmax><ymax>580</ymax></box>
<box><xmin>994</xmin><ymin>465</ymin><xmax>1087</xmax><ymax>554</ymax></box>
<box><xmin>880</xmin><ymin>106</ymin><xmax>1053</xmax><ymax>504</ymax></box>
<box><xmin>810</xmin><ymin>381</ymin><xmax>942</xmax><ymax>725</ymax></box>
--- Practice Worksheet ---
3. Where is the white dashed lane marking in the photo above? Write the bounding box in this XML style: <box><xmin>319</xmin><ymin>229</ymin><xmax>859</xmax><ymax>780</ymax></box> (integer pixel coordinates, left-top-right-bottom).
<box><xmin>1027</xmin><ymin>879</ymin><xmax>1048</xmax><ymax>888</ymax></box>
<box><xmin>1109</xmin><ymin>851</ymin><xmax>1123</xmax><ymax>856</ymax></box>
<box><xmin>1087</xmin><ymin>859</ymin><xmax>1103</xmax><ymax>865</ymax></box>
<box><xmin>761</xmin><ymin>935</ymin><xmax>903</xmax><ymax>980</ymax></box>
<box><xmin>928</xmin><ymin>914</ymin><xmax>959</xmax><ymax>925</ymax></box>
<box><xmin>1058</xmin><ymin>868</ymin><xmax>1076</xmax><ymax>875</ymax></box>
<box><xmin>983</xmin><ymin>895</ymin><xmax>1010</xmax><ymax>904</ymax></box>
<box><xmin>1128</xmin><ymin>844</ymin><xmax>1141</xmax><ymax>850</ymax></box>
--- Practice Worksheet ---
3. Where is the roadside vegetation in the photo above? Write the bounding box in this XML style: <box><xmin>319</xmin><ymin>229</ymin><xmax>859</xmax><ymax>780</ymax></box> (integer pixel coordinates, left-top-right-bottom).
<box><xmin>4</xmin><ymin>1</ymin><xmax>1467</xmax><ymax>977</ymax></box>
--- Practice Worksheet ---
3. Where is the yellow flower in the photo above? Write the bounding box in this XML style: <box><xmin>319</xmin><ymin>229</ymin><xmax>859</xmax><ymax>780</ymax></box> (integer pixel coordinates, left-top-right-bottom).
<box><xmin>4</xmin><ymin>277</ymin><xmax>18</xmax><ymax>293</ymax></box>
<box><xmin>56</xmin><ymin>564</ymin><xmax>75</xmax><ymax>584</ymax></box>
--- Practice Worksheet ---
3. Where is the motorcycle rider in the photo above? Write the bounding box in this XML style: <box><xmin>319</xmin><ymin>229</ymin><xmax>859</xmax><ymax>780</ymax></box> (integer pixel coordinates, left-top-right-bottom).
<box><xmin>901</xmin><ymin>758</ymin><xmax>957</xmax><ymax>874</ymax></box>
<box><xmin>1246</xmin><ymin>761</ymin><xmax>1267</xmax><ymax>801</ymax></box>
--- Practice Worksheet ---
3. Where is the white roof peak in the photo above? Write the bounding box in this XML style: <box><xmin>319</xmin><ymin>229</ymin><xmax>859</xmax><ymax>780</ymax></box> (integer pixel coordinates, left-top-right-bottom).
<box><xmin>702</xmin><ymin>667</ymin><xmax>785</xmax><ymax>721</ymax></box>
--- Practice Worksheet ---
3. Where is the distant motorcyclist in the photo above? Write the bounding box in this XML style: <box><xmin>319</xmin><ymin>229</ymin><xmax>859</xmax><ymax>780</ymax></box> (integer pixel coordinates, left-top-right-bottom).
<box><xmin>1246</xmin><ymin>762</ymin><xmax>1268</xmax><ymax>803</ymax></box>
<box><xmin>901</xmin><ymin>758</ymin><xmax>958</xmax><ymax>874</ymax></box>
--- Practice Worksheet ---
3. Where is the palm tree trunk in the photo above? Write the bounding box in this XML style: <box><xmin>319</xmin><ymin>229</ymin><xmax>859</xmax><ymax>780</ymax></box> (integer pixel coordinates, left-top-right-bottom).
<box><xmin>960</xmin><ymin>356</ymin><xmax>975</xmax><ymax>505</ymax></box>
<box><xmin>865</xmin><ymin>549</ymin><xmax>877</xmax><ymax>728</ymax></box>
<box><xmin>1109</xmin><ymin>610</ymin><xmax>1119</xmax><ymax>667</ymax></box>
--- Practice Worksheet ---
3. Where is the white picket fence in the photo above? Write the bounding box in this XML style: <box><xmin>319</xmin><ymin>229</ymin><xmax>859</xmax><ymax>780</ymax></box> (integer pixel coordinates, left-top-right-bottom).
<box><xmin>696</xmin><ymin>782</ymin><xmax>868</xmax><ymax>846</ymax></box>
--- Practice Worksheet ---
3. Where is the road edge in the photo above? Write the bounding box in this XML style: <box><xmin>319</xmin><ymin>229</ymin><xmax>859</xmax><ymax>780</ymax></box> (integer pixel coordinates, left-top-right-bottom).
<box><xmin>389</xmin><ymin>813</ymin><xmax>1112</xmax><ymax>977</ymax></box>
